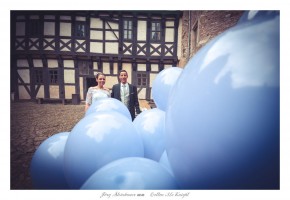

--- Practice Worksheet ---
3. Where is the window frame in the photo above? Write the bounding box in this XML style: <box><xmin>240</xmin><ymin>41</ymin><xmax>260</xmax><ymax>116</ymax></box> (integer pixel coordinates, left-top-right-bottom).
<box><xmin>123</xmin><ymin>19</ymin><xmax>133</xmax><ymax>41</ymax></box>
<box><xmin>48</xmin><ymin>69</ymin><xmax>59</xmax><ymax>84</ymax></box>
<box><xmin>78</xmin><ymin>60</ymin><xmax>90</xmax><ymax>75</ymax></box>
<box><xmin>28</xmin><ymin>19</ymin><xmax>41</xmax><ymax>37</ymax></box>
<box><xmin>34</xmin><ymin>68</ymin><xmax>44</xmax><ymax>84</ymax></box>
<box><xmin>136</xmin><ymin>72</ymin><xmax>148</xmax><ymax>87</ymax></box>
<box><xmin>151</xmin><ymin>21</ymin><xmax>161</xmax><ymax>42</ymax></box>
<box><xmin>75</xmin><ymin>21</ymin><xmax>86</xmax><ymax>38</ymax></box>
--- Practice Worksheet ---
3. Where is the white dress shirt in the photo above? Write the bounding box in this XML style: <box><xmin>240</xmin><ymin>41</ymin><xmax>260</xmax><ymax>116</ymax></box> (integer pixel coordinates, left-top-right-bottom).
<box><xmin>120</xmin><ymin>83</ymin><xmax>129</xmax><ymax>107</ymax></box>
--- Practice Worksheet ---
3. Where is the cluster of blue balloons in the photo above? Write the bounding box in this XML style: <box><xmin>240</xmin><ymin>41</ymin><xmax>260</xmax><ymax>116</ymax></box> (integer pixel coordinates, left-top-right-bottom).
<box><xmin>30</xmin><ymin>97</ymin><xmax>178</xmax><ymax>189</ymax></box>
<box><xmin>30</xmin><ymin>11</ymin><xmax>279</xmax><ymax>189</ymax></box>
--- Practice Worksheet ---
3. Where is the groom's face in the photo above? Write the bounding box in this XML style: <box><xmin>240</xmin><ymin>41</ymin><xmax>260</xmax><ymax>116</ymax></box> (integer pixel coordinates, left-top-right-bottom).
<box><xmin>119</xmin><ymin>72</ymin><xmax>128</xmax><ymax>84</ymax></box>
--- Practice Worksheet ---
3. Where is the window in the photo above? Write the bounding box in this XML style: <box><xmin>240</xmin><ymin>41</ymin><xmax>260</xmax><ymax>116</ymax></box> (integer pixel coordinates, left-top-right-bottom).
<box><xmin>28</xmin><ymin>20</ymin><xmax>41</xmax><ymax>37</ymax></box>
<box><xmin>34</xmin><ymin>69</ymin><xmax>43</xmax><ymax>84</ymax></box>
<box><xmin>137</xmin><ymin>72</ymin><xmax>148</xmax><ymax>87</ymax></box>
<box><xmin>151</xmin><ymin>22</ymin><xmax>161</xmax><ymax>41</ymax></box>
<box><xmin>123</xmin><ymin>20</ymin><xmax>133</xmax><ymax>40</ymax></box>
<box><xmin>191</xmin><ymin>22</ymin><xmax>198</xmax><ymax>50</ymax></box>
<box><xmin>75</xmin><ymin>22</ymin><xmax>86</xmax><ymax>38</ymax></box>
<box><xmin>49</xmin><ymin>69</ymin><xmax>59</xmax><ymax>84</ymax></box>
<box><xmin>78</xmin><ymin>60</ymin><xmax>90</xmax><ymax>75</ymax></box>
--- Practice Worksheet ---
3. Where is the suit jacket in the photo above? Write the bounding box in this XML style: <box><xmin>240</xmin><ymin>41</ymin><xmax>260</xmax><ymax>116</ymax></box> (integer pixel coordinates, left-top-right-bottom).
<box><xmin>111</xmin><ymin>83</ymin><xmax>141</xmax><ymax>120</ymax></box>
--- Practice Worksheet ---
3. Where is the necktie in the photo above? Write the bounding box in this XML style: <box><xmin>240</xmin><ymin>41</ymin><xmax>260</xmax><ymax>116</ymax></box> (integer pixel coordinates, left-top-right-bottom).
<box><xmin>121</xmin><ymin>84</ymin><xmax>128</xmax><ymax>107</ymax></box>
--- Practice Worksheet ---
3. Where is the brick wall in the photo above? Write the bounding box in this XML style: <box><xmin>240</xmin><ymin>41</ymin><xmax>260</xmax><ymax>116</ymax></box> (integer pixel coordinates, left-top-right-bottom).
<box><xmin>179</xmin><ymin>11</ymin><xmax>244</xmax><ymax>68</ymax></box>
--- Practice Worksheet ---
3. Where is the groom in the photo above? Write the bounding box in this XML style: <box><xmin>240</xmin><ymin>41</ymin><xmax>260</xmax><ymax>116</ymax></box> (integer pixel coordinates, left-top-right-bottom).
<box><xmin>111</xmin><ymin>69</ymin><xmax>141</xmax><ymax>120</ymax></box>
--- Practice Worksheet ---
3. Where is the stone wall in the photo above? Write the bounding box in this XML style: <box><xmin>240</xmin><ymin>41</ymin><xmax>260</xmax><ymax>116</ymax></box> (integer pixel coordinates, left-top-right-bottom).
<box><xmin>179</xmin><ymin>11</ymin><xmax>244</xmax><ymax>67</ymax></box>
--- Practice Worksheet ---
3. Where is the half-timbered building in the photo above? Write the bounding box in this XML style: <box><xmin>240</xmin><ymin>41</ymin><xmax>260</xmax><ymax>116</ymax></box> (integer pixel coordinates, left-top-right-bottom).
<box><xmin>11</xmin><ymin>11</ymin><xmax>182</xmax><ymax>103</ymax></box>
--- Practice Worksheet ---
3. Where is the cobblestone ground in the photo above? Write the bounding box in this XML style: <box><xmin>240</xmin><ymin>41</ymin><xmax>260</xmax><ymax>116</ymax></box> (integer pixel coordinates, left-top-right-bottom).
<box><xmin>10</xmin><ymin>102</ymin><xmax>85</xmax><ymax>189</ymax></box>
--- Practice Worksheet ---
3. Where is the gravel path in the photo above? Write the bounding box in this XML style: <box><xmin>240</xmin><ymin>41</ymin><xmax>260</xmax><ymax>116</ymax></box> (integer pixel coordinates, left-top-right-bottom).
<box><xmin>10</xmin><ymin>102</ymin><xmax>85</xmax><ymax>189</ymax></box>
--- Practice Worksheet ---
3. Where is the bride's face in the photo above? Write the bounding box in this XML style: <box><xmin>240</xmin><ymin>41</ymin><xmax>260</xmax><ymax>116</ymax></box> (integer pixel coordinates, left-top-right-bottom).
<box><xmin>97</xmin><ymin>74</ymin><xmax>106</xmax><ymax>87</ymax></box>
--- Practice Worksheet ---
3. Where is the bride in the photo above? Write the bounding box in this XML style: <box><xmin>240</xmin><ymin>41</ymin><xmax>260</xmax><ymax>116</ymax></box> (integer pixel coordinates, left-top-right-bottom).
<box><xmin>85</xmin><ymin>72</ymin><xmax>110</xmax><ymax>111</ymax></box>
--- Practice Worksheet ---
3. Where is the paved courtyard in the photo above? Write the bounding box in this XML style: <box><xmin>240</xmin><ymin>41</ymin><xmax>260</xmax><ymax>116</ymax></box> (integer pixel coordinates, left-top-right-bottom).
<box><xmin>10</xmin><ymin>102</ymin><xmax>84</xmax><ymax>189</ymax></box>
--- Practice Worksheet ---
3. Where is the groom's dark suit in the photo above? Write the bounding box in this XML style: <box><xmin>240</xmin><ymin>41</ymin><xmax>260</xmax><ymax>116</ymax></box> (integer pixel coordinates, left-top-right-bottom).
<box><xmin>111</xmin><ymin>83</ymin><xmax>141</xmax><ymax>120</ymax></box>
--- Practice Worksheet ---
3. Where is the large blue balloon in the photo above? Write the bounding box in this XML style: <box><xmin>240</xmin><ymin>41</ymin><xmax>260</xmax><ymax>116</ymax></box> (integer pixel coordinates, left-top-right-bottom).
<box><xmin>159</xmin><ymin>151</ymin><xmax>174</xmax><ymax>177</ymax></box>
<box><xmin>166</xmin><ymin>13</ymin><xmax>279</xmax><ymax>189</ymax></box>
<box><xmin>85</xmin><ymin>97</ymin><xmax>132</xmax><ymax>121</ymax></box>
<box><xmin>64</xmin><ymin>111</ymin><xmax>144</xmax><ymax>189</ymax></box>
<box><xmin>133</xmin><ymin>108</ymin><xmax>166</xmax><ymax>161</ymax></box>
<box><xmin>237</xmin><ymin>10</ymin><xmax>279</xmax><ymax>25</ymax></box>
<box><xmin>81</xmin><ymin>157</ymin><xmax>179</xmax><ymax>190</ymax></box>
<box><xmin>152</xmin><ymin>67</ymin><xmax>183</xmax><ymax>111</ymax></box>
<box><xmin>30</xmin><ymin>132</ymin><xmax>70</xmax><ymax>189</ymax></box>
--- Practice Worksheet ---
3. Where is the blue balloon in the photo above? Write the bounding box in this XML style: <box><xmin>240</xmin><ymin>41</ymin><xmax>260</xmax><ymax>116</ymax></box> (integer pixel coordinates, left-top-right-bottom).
<box><xmin>30</xmin><ymin>132</ymin><xmax>70</xmax><ymax>189</ymax></box>
<box><xmin>133</xmin><ymin>108</ymin><xmax>166</xmax><ymax>161</ymax></box>
<box><xmin>237</xmin><ymin>10</ymin><xmax>279</xmax><ymax>25</ymax></box>
<box><xmin>81</xmin><ymin>157</ymin><xmax>179</xmax><ymax>190</ymax></box>
<box><xmin>85</xmin><ymin>97</ymin><xmax>132</xmax><ymax>121</ymax></box>
<box><xmin>166</xmin><ymin>13</ymin><xmax>279</xmax><ymax>189</ymax></box>
<box><xmin>64</xmin><ymin>111</ymin><xmax>144</xmax><ymax>189</ymax></box>
<box><xmin>159</xmin><ymin>151</ymin><xmax>174</xmax><ymax>177</ymax></box>
<box><xmin>152</xmin><ymin>67</ymin><xmax>183</xmax><ymax>111</ymax></box>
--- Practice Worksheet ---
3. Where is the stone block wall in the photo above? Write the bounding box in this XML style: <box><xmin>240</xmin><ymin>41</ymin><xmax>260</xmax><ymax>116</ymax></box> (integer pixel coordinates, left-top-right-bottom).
<box><xmin>179</xmin><ymin>10</ymin><xmax>244</xmax><ymax>67</ymax></box>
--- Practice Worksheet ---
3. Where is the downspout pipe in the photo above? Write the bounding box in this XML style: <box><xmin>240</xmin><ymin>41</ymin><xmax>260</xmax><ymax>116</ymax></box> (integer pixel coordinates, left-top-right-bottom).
<box><xmin>188</xmin><ymin>11</ymin><xmax>191</xmax><ymax>62</ymax></box>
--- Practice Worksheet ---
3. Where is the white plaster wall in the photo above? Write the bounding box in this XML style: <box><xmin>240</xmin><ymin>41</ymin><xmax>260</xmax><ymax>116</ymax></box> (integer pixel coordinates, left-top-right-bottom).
<box><xmin>102</xmin><ymin>62</ymin><xmax>110</xmax><ymax>74</ymax></box>
<box><xmin>76</xmin><ymin>16</ymin><xmax>85</xmax><ymax>21</ymax></box>
<box><xmin>60</xmin><ymin>16</ymin><xmax>71</xmax><ymax>20</ymax></box>
<box><xmin>65</xmin><ymin>85</ymin><xmax>76</xmax><ymax>99</ymax></box>
<box><xmin>137</xmin><ymin>43</ymin><xmax>146</xmax><ymax>55</ymax></box>
<box><xmin>137</xmin><ymin>21</ymin><xmax>147</xmax><ymax>41</ymax></box>
<box><xmin>33</xmin><ymin>59</ymin><xmax>43</xmax><ymax>67</ymax></box>
<box><xmin>105</xmin><ymin>31</ymin><xmax>118</xmax><ymax>40</ymax></box>
<box><xmin>137</xmin><ymin>64</ymin><xmax>146</xmax><ymax>71</ymax></box>
<box><xmin>18</xmin><ymin>69</ymin><xmax>30</xmax><ymax>83</ymax></box>
<box><xmin>105</xmin><ymin>42</ymin><xmax>118</xmax><ymax>54</ymax></box>
<box><xmin>36</xmin><ymin>85</ymin><xmax>44</xmax><ymax>98</ymax></box>
<box><xmin>90</xmin><ymin>30</ymin><xmax>103</xmax><ymax>40</ymax></box>
<box><xmin>124</xmin><ymin>42</ymin><xmax>132</xmax><ymax>55</ymax></box>
<box><xmin>64</xmin><ymin>69</ymin><xmax>75</xmax><ymax>83</ymax></box>
<box><xmin>29</xmin><ymin>38</ymin><xmax>39</xmax><ymax>50</ymax></box>
<box><xmin>79</xmin><ymin>77</ymin><xmax>84</xmax><ymax>100</ymax></box>
<box><xmin>91</xmin><ymin>18</ymin><xmax>102</xmax><ymax>29</ymax></box>
<box><xmin>44</xmin><ymin>22</ymin><xmax>55</xmax><ymax>35</ymax></box>
<box><xmin>138</xmin><ymin>88</ymin><xmax>146</xmax><ymax>99</ymax></box>
<box><xmin>44</xmin><ymin>15</ymin><xmax>55</xmax><ymax>20</ymax></box>
<box><xmin>106</xmin><ymin>22</ymin><xmax>118</xmax><ymax>29</ymax></box>
<box><xmin>18</xmin><ymin>86</ymin><xmax>31</xmax><ymax>99</ymax></box>
<box><xmin>150</xmin><ymin>73</ymin><xmax>157</xmax><ymax>87</ymax></box>
<box><xmin>150</xmin><ymin>43</ymin><xmax>160</xmax><ymax>56</ymax></box>
<box><xmin>60</xmin><ymin>39</ymin><xmax>71</xmax><ymax>51</ymax></box>
<box><xmin>49</xmin><ymin>85</ymin><xmax>59</xmax><ymax>98</ymax></box>
<box><xmin>47</xmin><ymin>59</ymin><xmax>58</xmax><ymax>68</ymax></box>
<box><xmin>16</xmin><ymin>22</ymin><xmax>25</xmax><ymax>36</ymax></box>
<box><xmin>16</xmin><ymin>39</ymin><xmax>25</xmax><ymax>50</ymax></box>
<box><xmin>166</xmin><ymin>21</ymin><xmax>174</xmax><ymax>27</ymax></box>
<box><xmin>93</xmin><ymin>61</ymin><xmax>98</xmax><ymax>70</ymax></box>
<box><xmin>105</xmin><ymin>76</ymin><xmax>117</xmax><ymax>89</ymax></box>
<box><xmin>90</xmin><ymin>42</ymin><xmax>103</xmax><ymax>53</ymax></box>
<box><xmin>151</xmin><ymin>64</ymin><xmax>159</xmax><ymax>72</ymax></box>
<box><xmin>17</xmin><ymin>59</ymin><xmax>29</xmax><ymax>67</ymax></box>
<box><xmin>164</xmin><ymin>64</ymin><xmax>173</xmax><ymax>69</ymax></box>
<box><xmin>113</xmin><ymin>62</ymin><xmax>118</xmax><ymax>75</ymax></box>
<box><xmin>165</xmin><ymin>28</ymin><xmax>174</xmax><ymax>42</ymax></box>
<box><xmin>76</xmin><ymin>40</ymin><xmax>86</xmax><ymax>52</ymax></box>
<box><xmin>60</xmin><ymin>22</ymin><xmax>71</xmax><ymax>36</ymax></box>
<box><xmin>30</xmin><ymin>15</ymin><xmax>39</xmax><ymax>19</ymax></box>
<box><xmin>43</xmin><ymin>38</ymin><xmax>55</xmax><ymax>50</ymax></box>
<box><xmin>64</xmin><ymin>60</ymin><xmax>74</xmax><ymax>68</ymax></box>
